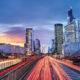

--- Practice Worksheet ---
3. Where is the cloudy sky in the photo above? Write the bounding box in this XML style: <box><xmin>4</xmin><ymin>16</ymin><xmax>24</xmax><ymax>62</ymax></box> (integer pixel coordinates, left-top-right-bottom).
<box><xmin>0</xmin><ymin>0</ymin><xmax>80</xmax><ymax>48</ymax></box>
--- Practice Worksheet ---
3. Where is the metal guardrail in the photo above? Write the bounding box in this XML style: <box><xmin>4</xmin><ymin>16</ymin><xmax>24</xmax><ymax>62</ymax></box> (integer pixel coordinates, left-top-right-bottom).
<box><xmin>0</xmin><ymin>59</ymin><xmax>22</xmax><ymax>70</ymax></box>
<box><xmin>0</xmin><ymin>56</ymin><xmax>43</xmax><ymax>80</ymax></box>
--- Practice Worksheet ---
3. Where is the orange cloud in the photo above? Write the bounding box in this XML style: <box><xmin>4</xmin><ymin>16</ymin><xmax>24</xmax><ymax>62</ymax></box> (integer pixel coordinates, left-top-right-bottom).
<box><xmin>0</xmin><ymin>34</ymin><xmax>25</xmax><ymax>47</ymax></box>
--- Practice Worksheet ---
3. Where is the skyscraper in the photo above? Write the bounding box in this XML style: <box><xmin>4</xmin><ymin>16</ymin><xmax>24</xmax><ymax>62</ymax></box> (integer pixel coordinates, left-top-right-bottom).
<box><xmin>65</xmin><ymin>8</ymin><xmax>80</xmax><ymax>43</ymax></box>
<box><xmin>64</xmin><ymin>8</ymin><xmax>80</xmax><ymax>55</ymax></box>
<box><xmin>25</xmin><ymin>28</ymin><xmax>33</xmax><ymax>55</ymax></box>
<box><xmin>52</xmin><ymin>39</ymin><xmax>55</xmax><ymax>49</ymax></box>
<box><xmin>33</xmin><ymin>40</ymin><xmax>36</xmax><ymax>54</ymax></box>
<box><xmin>51</xmin><ymin>39</ymin><xmax>55</xmax><ymax>54</ymax></box>
<box><xmin>68</xmin><ymin>7</ymin><xmax>75</xmax><ymax>24</ymax></box>
<box><xmin>33</xmin><ymin>39</ymin><xmax>41</xmax><ymax>54</ymax></box>
<box><xmin>48</xmin><ymin>47</ymin><xmax>52</xmax><ymax>54</ymax></box>
<box><xmin>65</xmin><ymin>24</ymin><xmax>76</xmax><ymax>42</ymax></box>
<box><xmin>55</xmin><ymin>24</ymin><xmax>63</xmax><ymax>54</ymax></box>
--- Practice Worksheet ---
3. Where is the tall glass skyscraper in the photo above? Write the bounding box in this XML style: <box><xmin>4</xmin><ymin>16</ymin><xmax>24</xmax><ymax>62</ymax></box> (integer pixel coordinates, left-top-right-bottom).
<box><xmin>33</xmin><ymin>39</ymin><xmax>41</xmax><ymax>54</ymax></box>
<box><xmin>25</xmin><ymin>28</ymin><xmax>33</xmax><ymax>55</ymax></box>
<box><xmin>55</xmin><ymin>24</ymin><xmax>63</xmax><ymax>54</ymax></box>
<box><xmin>68</xmin><ymin>7</ymin><xmax>75</xmax><ymax>24</ymax></box>
<box><xmin>65</xmin><ymin>8</ymin><xmax>80</xmax><ymax>43</ymax></box>
<box><xmin>64</xmin><ymin>8</ymin><xmax>80</xmax><ymax>56</ymax></box>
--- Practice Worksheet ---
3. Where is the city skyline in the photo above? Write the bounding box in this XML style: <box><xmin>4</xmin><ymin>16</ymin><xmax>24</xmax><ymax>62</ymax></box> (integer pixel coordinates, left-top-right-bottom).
<box><xmin>0</xmin><ymin>0</ymin><xmax>80</xmax><ymax>47</ymax></box>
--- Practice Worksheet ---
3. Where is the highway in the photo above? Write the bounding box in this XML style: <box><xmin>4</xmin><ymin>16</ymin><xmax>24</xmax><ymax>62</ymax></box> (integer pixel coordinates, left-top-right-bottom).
<box><xmin>0</xmin><ymin>56</ymin><xmax>43</xmax><ymax>80</ymax></box>
<box><xmin>26</xmin><ymin>56</ymin><xmax>80</xmax><ymax>80</ymax></box>
<box><xmin>59</xmin><ymin>64</ymin><xmax>80</xmax><ymax>80</ymax></box>
<box><xmin>50</xmin><ymin>57</ymin><xmax>80</xmax><ymax>80</ymax></box>
<box><xmin>0</xmin><ymin>56</ymin><xmax>80</xmax><ymax>80</ymax></box>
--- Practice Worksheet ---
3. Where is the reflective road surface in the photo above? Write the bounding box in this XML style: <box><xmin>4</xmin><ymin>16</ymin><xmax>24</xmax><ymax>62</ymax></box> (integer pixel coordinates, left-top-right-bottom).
<box><xmin>26</xmin><ymin>56</ymin><xmax>80</xmax><ymax>80</ymax></box>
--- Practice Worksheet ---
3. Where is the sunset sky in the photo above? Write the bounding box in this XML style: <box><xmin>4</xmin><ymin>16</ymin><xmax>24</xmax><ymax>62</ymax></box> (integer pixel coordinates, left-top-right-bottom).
<box><xmin>0</xmin><ymin>0</ymin><xmax>80</xmax><ymax>47</ymax></box>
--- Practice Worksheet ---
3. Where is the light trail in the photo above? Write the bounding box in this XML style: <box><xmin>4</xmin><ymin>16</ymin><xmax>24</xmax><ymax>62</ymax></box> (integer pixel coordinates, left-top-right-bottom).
<box><xmin>1</xmin><ymin>56</ymin><xmax>78</xmax><ymax>80</ymax></box>
<box><xmin>39</xmin><ymin>56</ymin><xmax>52</xmax><ymax>80</ymax></box>
<box><xmin>27</xmin><ymin>57</ymin><xmax>44</xmax><ymax>80</ymax></box>
<box><xmin>51</xmin><ymin>57</ymin><xmax>80</xmax><ymax>71</ymax></box>
<box><xmin>27</xmin><ymin>56</ymin><xmax>72</xmax><ymax>80</ymax></box>
<box><xmin>27</xmin><ymin>56</ymin><xmax>71</xmax><ymax>80</ymax></box>
<box><xmin>27</xmin><ymin>56</ymin><xmax>52</xmax><ymax>80</ymax></box>
<box><xmin>49</xmin><ymin>57</ymin><xmax>72</xmax><ymax>80</ymax></box>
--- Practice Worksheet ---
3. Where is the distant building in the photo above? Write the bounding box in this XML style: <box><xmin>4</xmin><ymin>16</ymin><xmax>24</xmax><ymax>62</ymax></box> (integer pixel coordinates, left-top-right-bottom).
<box><xmin>65</xmin><ymin>23</ymin><xmax>76</xmax><ymax>42</ymax></box>
<box><xmin>51</xmin><ymin>39</ymin><xmax>55</xmax><ymax>54</ymax></box>
<box><xmin>64</xmin><ymin>7</ymin><xmax>80</xmax><ymax>56</ymax></box>
<box><xmin>33</xmin><ymin>39</ymin><xmax>41</xmax><ymax>54</ymax></box>
<box><xmin>65</xmin><ymin>7</ymin><xmax>80</xmax><ymax>42</ymax></box>
<box><xmin>48</xmin><ymin>47</ymin><xmax>52</xmax><ymax>54</ymax></box>
<box><xmin>25</xmin><ymin>28</ymin><xmax>33</xmax><ymax>55</ymax></box>
<box><xmin>67</xmin><ymin>7</ymin><xmax>75</xmax><ymax>24</ymax></box>
<box><xmin>54</xmin><ymin>23</ymin><xmax>63</xmax><ymax>54</ymax></box>
<box><xmin>63</xmin><ymin>42</ymin><xmax>80</xmax><ymax>56</ymax></box>
<box><xmin>65</xmin><ymin>19</ymin><xmax>80</xmax><ymax>43</ymax></box>
<box><xmin>0</xmin><ymin>43</ymin><xmax>25</xmax><ymax>54</ymax></box>
<box><xmin>52</xmin><ymin>39</ymin><xmax>55</xmax><ymax>49</ymax></box>
<box><xmin>33</xmin><ymin>40</ymin><xmax>36</xmax><ymax>54</ymax></box>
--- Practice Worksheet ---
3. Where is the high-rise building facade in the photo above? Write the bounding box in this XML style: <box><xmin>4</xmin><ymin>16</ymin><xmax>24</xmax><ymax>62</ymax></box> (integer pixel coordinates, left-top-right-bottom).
<box><xmin>33</xmin><ymin>39</ymin><xmax>41</xmax><ymax>54</ymax></box>
<box><xmin>65</xmin><ymin>7</ymin><xmax>80</xmax><ymax>43</ymax></box>
<box><xmin>64</xmin><ymin>8</ymin><xmax>80</xmax><ymax>56</ymax></box>
<box><xmin>74</xmin><ymin>19</ymin><xmax>80</xmax><ymax>42</ymax></box>
<box><xmin>52</xmin><ymin>39</ymin><xmax>55</xmax><ymax>49</ymax></box>
<box><xmin>67</xmin><ymin>7</ymin><xmax>75</xmax><ymax>24</ymax></box>
<box><xmin>65</xmin><ymin>24</ymin><xmax>76</xmax><ymax>42</ymax></box>
<box><xmin>55</xmin><ymin>24</ymin><xmax>63</xmax><ymax>54</ymax></box>
<box><xmin>65</xmin><ymin>19</ymin><xmax>80</xmax><ymax>43</ymax></box>
<box><xmin>51</xmin><ymin>39</ymin><xmax>55</xmax><ymax>54</ymax></box>
<box><xmin>48</xmin><ymin>47</ymin><xmax>52</xmax><ymax>54</ymax></box>
<box><xmin>25</xmin><ymin>28</ymin><xmax>33</xmax><ymax>55</ymax></box>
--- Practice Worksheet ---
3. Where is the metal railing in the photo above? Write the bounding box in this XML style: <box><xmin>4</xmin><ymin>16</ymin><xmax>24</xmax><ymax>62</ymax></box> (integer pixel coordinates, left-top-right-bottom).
<box><xmin>0</xmin><ymin>56</ymin><xmax>43</xmax><ymax>80</ymax></box>
<box><xmin>0</xmin><ymin>59</ymin><xmax>22</xmax><ymax>70</ymax></box>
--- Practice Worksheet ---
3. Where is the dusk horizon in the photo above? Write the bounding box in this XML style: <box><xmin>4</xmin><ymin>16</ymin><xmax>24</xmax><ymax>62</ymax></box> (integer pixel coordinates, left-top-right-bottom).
<box><xmin>0</xmin><ymin>1</ymin><xmax>80</xmax><ymax>80</ymax></box>
<box><xmin>0</xmin><ymin>0</ymin><xmax>80</xmax><ymax>48</ymax></box>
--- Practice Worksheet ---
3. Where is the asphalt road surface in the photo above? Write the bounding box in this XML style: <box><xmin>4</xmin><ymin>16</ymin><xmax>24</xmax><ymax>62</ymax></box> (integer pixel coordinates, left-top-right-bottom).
<box><xmin>26</xmin><ymin>56</ymin><xmax>76</xmax><ymax>80</ymax></box>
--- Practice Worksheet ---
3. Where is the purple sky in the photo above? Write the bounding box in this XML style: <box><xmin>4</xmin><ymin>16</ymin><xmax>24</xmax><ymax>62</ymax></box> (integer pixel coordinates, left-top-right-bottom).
<box><xmin>0</xmin><ymin>0</ymin><xmax>80</xmax><ymax>49</ymax></box>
